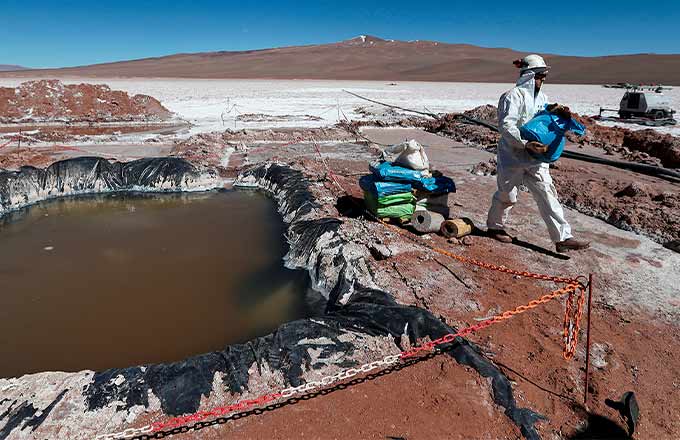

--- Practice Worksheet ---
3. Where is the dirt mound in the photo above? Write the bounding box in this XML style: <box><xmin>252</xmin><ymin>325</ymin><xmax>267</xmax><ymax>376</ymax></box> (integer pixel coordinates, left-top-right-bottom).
<box><xmin>0</xmin><ymin>80</ymin><xmax>172</xmax><ymax>123</ymax></box>
<box><xmin>422</xmin><ymin>109</ymin><xmax>500</xmax><ymax>148</ymax></box>
<box><xmin>568</xmin><ymin>115</ymin><xmax>680</xmax><ymax>168</ymax></box>
<box><xmin>463</xmin><ymin>104</ymin><xmax>498</xmax><ymax>124</ymax></box>
<box><xmin>622</xmin><ymin>129</ymin><xmax>680</xmax><ymax>168</ymax></box>
<box><xmin>552</xmin><ymin>161</ymin><xmax>680</xmax><ymax>245</ymax></box>
<box><xmin>568</xmin><ymin>114</ymin><xmax>627</xmax><ymax>148</ymax></box>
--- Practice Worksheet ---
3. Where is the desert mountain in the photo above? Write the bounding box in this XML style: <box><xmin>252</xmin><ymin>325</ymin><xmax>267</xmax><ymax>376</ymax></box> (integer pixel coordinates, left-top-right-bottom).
<box><xmin>3</xmin><ymin>36</ymin><xmax>679</xmax><ymax>85</ymax></box>
<box><xmin>0</xmin><ymin>64</ymin><xmax>26</xmax><ymax>71</ymax></box>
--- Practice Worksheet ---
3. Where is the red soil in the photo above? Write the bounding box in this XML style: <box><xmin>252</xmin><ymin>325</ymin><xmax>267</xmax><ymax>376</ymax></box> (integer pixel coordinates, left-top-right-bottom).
<box><xmin>0</xmin><ymin>80</ymin><xmax>172</xmax><ymax>123</ymax></box>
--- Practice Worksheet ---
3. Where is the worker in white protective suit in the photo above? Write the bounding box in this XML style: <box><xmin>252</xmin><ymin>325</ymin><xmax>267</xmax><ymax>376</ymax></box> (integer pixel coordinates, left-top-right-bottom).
<box><xmin>486</xmin><ymin>54</ymin><xmax>590</xmax><ymax>253</ymax></box>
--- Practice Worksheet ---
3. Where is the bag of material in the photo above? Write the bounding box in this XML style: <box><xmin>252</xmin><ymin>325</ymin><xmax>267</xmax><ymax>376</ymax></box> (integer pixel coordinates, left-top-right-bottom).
<box><xmin>417</xmin><ymin>174</ymin><xmax>454</xmax><ymax>193</ymax></box>
<box><xmin>370</xmin><ymin>162</ymin><xmax>455</xmax><ymax>193</ymax></box>
<box><xmin>370</xmin><ymin>161</ymin><xmax>429</xmax><ymax>183</ymax></box>
<box><xmin>363</xmin><ymin>191</ymin><xmax>415</xmax><ymax>220</ymax></box>
<box><xmin>421</xmin><ymin>175</ymin><xmax>456</xmax><ymax>193</ymax></box>
<box><xmin>374</xmin><ymin>191</ymin><xmax>415</xmax><ymax>206</ymax></box>
<box><xmin>388</xmin><ymin>139</ymin><xmax>430</xmax><ymax>171</ymax></box>
<box><xmin>359</xmin><ymin>175</ymin><xmax>412</xmax><ymax>199</ymax></box>
<box><xmin>519</xmin><ymin>109</ymin><xmax>587</xmax><ymax>163</ymax></box>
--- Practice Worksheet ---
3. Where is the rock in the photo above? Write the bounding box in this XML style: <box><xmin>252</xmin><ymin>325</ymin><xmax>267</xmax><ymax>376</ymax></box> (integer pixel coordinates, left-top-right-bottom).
<box><xmin>652</xmin><ymin>192</ymin><xmax>677</xmax><ymax>207</ymax></box>
<box><xmin>591</xmin><ymin>342</ymin><xmax>611</xmax><ymax>369</ymax></box>
<box><xmin>664</xmin><ymin>240</ymin><xmax>680</xmax><ymax>254</ymax></box>
<box><xmin>463</xmin><ymin>104</ymin><xmax>498</xmax><ymax>123</ymax></box>
<box><xmin>369</xmin><ymin>243</ymin><xmax>392</xmax><ymax>260</ymax></box>
<box><xmin>470</xmin><ymin>158</ymin><xmax>497</xmax><ymax>176</ymax></box>
<box><xmin>615</xmin><ymin>182</ymin><xmax>649</xmax><ymax>198</ymax></box>
<box><xmin>461</xmin><ymin>236</ymin><xmax>474</xmax><ymax>246</ymax></box>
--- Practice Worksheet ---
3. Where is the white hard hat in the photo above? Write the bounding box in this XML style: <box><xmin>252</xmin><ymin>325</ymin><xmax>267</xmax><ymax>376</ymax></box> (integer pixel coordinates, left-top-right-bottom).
<box><xmin>513</xmin><ymin>54</ymin><xmax>550</xmax><ymax>74</ymax></box>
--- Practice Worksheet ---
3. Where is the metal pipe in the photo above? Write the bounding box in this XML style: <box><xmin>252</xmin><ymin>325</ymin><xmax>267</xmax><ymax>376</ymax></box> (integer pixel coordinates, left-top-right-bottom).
<box><xmin>584</xmin><ymin>274</ymin><xmax>594</xmax><ymax>406</ymax></box>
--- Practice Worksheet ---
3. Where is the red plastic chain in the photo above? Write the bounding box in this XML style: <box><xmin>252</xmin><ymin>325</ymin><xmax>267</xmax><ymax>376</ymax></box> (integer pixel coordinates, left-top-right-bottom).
<box><xmin>147</xmin><ymin>283</ymin><xmax>584</xmax><ymax>435</ymax></box>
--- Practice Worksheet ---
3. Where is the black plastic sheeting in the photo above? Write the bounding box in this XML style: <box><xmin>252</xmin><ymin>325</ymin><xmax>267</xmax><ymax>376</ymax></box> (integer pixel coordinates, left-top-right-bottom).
<box><xmin>0</xmin><ymin>391</ymin><xmax>66</xmax><ymax>439</ymax></box>
<box><xmin>0</xmin><ymin>156</ymin><xmax>203</xmax><ymax>216</ymax></box>
<box><xmin>1</xmin><ymin>161</ymin><xmax>545</xmax><ymax>439</ymax></box>
<box><xmin>83</xmin><ymin>163</ymin><xmax>545</xmax><ymax>439</ymax></box>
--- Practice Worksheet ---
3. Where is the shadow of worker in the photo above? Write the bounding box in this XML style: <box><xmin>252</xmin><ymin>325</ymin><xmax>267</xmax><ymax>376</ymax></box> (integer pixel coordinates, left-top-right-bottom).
<box><xmin>478</xmin><ymin>228</ymin><xmax>570</xmax><ymax>261</ymax></box>
<box><xmin>568</xmin><ymin>413</ymin><xmax>631</xmax><ymax>440</ymax></box>
<box><xmin>511</xmin><ymin>236</ymin><xmax>571</xmax><ymax>261</ymax></box>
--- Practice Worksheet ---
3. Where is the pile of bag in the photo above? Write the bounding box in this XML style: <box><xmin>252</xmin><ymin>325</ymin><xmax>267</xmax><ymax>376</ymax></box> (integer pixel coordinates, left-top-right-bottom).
<box><xmin>359</xmin><ymin>140</ymin><xmax>455</xmax><ymax>221</ymax></box>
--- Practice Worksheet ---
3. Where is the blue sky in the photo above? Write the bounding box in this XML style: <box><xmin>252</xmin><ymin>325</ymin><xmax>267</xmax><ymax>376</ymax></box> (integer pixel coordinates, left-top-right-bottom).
<box><xmin>2</xmin><ymin>0</ymin><xmax>679</xmax><ymax>68</ymax></box>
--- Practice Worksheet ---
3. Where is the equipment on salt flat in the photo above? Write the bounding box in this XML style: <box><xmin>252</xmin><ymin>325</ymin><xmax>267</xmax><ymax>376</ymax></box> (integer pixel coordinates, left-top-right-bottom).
<box><xmin>596</xmin><ymin>84</ymin><xmax>677</xmax><ymax>126</ymax></box>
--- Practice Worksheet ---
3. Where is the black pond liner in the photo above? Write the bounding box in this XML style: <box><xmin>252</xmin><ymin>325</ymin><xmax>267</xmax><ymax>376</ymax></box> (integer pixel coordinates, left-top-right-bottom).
<box><xmin>0</xmin><ymin>156</ymin><xmax>207</xmax><ymax>217</ymax></box>
<box><xmin>0</xmin><ymin>159</ymin><xmax>545</xmax><ymax>440</ymax></box>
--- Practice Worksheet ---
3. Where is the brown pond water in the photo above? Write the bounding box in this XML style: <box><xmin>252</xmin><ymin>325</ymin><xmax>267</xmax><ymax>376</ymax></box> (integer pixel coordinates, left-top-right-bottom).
<box><xmin>0</xmin><ymin>191</ymin><xmax>316</xmax><ymax>379</ymax></box>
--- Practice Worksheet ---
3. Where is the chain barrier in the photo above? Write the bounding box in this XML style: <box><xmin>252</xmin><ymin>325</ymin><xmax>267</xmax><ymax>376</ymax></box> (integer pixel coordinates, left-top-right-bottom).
<box><xmin>97</xmin><ymin>137</ymin><xmax>589</xmax><ymax>439</ymax></box>
<box><xmin>99</xmin><ymin>281</ymin><xmax>582</xmax><ymax>440</ymax></box>
<box><xmin>0</xmin><ymin>137</ymin><xmax>15</xmax><ymax>149</ymax></box>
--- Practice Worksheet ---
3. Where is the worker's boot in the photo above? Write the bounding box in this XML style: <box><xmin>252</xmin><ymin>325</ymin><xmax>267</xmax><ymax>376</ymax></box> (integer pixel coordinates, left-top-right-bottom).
<box><xmin>488</xmin><ymin>229</ymin><xmax>513</xmax><ymax>243</ymax></box>
<box><xmin>555</xmin><ymin>238</ymin><xmax>590</xmax><ymax>253</ymax></box>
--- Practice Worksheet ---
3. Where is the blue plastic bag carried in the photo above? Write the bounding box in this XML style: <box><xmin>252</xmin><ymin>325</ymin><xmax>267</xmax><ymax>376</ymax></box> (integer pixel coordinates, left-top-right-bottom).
<box><xmin>519</xmin><ymin>109</ymin><xmax>586</xmax><ymax>163</ymax></box>
<box><xmin>359</xmin><ymin>175</ymin><xmax>412</xmax><ymax>198</ymax></box>
<box><xmin>369</xmin><ymin>162</ymin><xmax>456</xmax><ymax>193</ymax></box>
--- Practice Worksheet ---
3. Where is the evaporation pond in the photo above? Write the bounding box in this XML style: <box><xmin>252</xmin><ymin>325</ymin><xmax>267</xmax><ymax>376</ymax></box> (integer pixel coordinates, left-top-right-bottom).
<box><xmin>0</xmin><ymin>191</ymin><xmax>312</xmax><ymax>378</ymax></box>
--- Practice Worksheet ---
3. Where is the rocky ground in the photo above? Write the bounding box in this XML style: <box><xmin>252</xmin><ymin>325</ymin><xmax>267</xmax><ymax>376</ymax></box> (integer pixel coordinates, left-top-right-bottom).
<box><xmin>551</xmin><ymin>161</ymin><xmax>679</xmax><ymax>249</ymax></box>
<box><xmin>567</xmin><ymin>115</ymin><xmax>680</xmax><ymax>168</ymax></box>
<box><xmin>1</xmin><ymin>84</ymin><xmax>679</xmax><ymax>440</ymax></box>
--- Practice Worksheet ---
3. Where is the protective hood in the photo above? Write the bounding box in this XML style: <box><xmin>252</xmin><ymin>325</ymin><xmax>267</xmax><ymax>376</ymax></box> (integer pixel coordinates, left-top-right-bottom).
<box><xmin>495</xmin><ymin>70</ymin><xmax>549</xmax><ymax>169</ymax></box>
<box><xmin>516</xmin><ymin>70</ymin><xmax>538</xmax><ymax>94</ymax></box>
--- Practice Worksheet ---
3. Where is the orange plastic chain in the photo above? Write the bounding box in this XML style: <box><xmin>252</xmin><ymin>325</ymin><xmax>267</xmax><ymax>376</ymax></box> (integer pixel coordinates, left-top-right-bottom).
<box><xmin>378</xmin><ymin>218</ymin><xmax>587</xmax><ymax>359</ymax></box>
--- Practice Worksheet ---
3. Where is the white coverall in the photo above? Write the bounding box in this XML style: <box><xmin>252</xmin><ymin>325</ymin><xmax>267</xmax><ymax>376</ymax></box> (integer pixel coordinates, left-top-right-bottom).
<box><xmin>486</xmin><ymin>71</ymin><xmax>573</xmax><ymax>243</ymax></box>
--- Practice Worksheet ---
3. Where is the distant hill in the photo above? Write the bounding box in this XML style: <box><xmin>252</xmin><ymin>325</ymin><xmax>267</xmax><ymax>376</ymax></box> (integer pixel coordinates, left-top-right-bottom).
<box><xmin>0</xmin><ymin>64</ymin><xmax>27</xmax><ymax>71</ymax></box>
<box><xmin>2</xmin><ymin>36</ymin><xmax>679</xmax><ymax>85</ymax></box>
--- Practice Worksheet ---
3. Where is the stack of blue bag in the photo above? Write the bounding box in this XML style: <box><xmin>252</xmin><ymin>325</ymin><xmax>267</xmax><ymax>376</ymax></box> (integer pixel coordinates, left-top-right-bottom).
<box><xmin>359</xmin><ymin>161</ymin><xmax>456</xmax><ymax>220</ymax></box>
